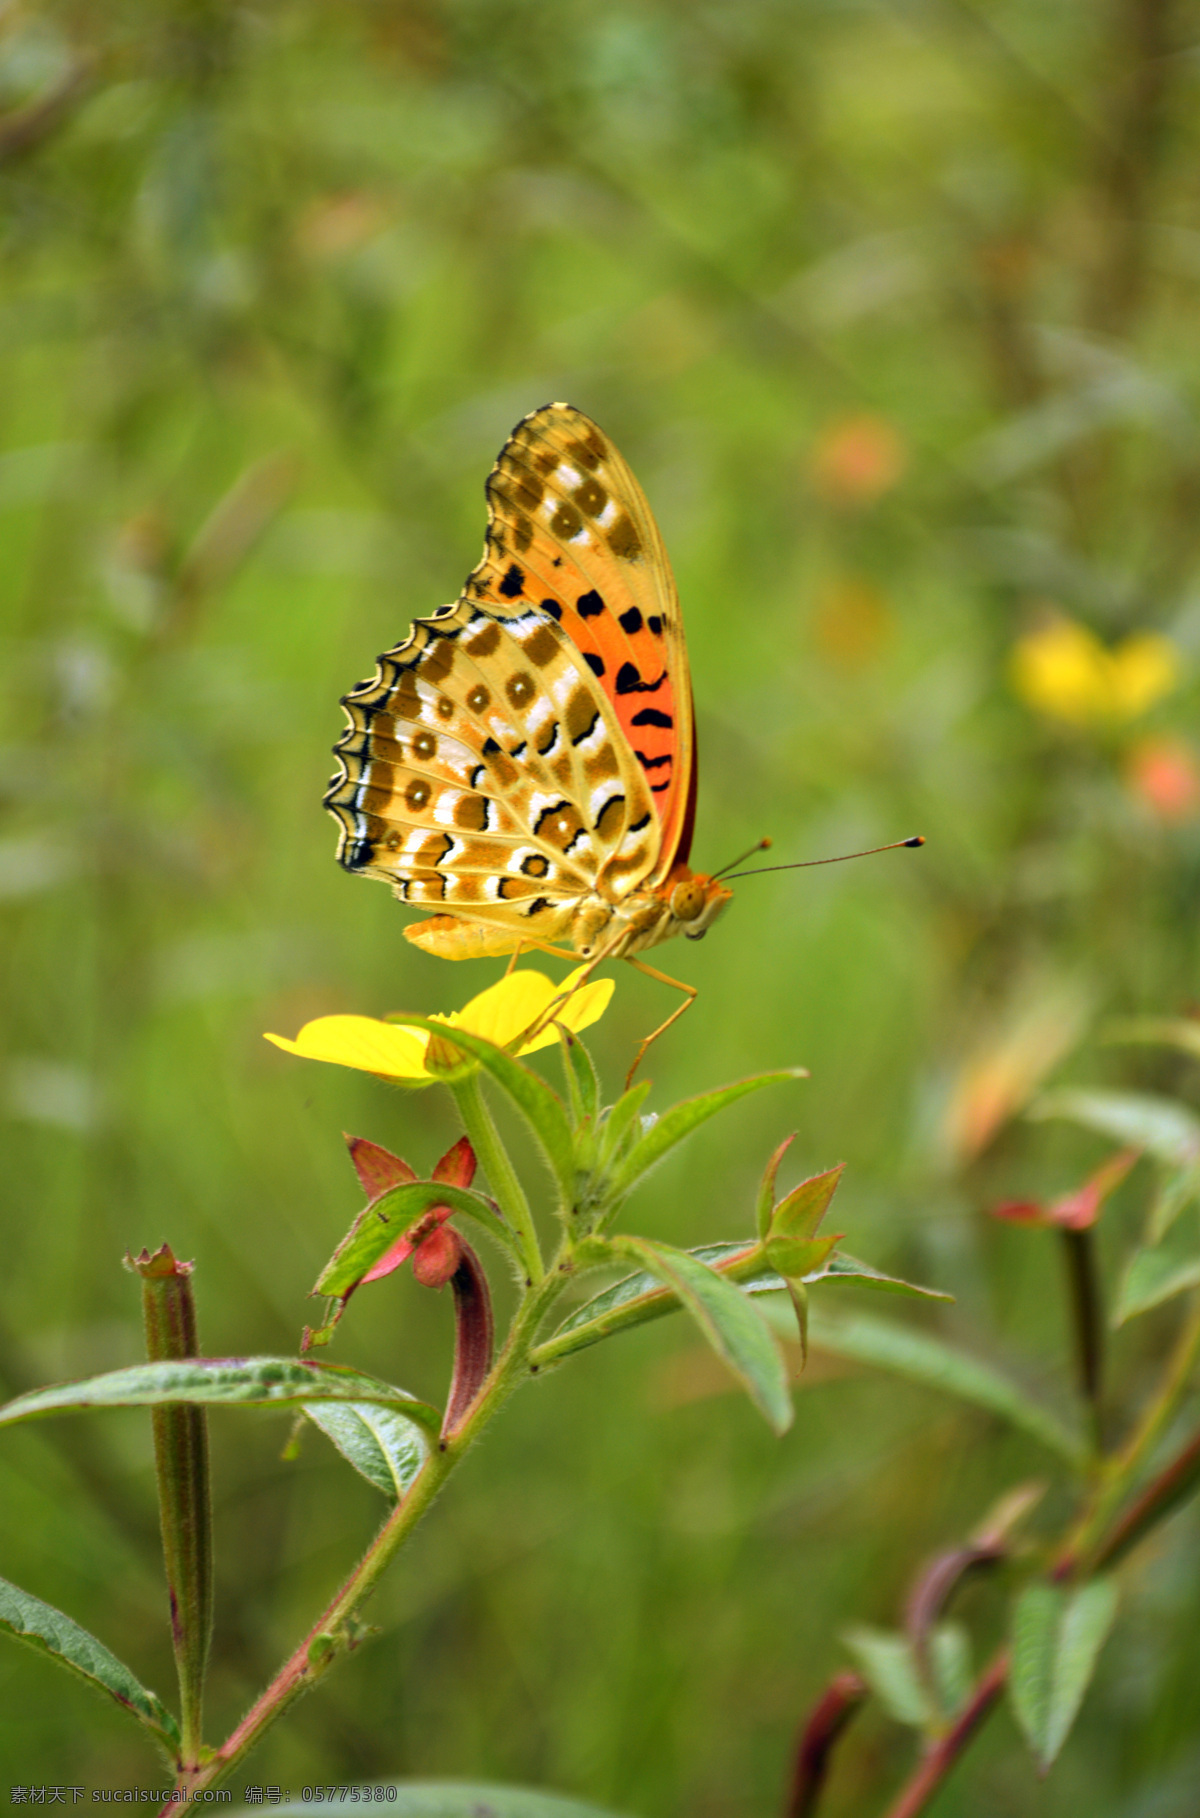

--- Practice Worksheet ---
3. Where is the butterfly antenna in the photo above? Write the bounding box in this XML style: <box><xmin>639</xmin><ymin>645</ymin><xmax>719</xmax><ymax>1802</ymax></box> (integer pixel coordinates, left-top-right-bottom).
<box><xmin>712</xmin><ymin>837</ymin><xmax>773</xmax><ymax>880</ymax></box>
<box><xmin>722</xmin><ymin>835</ymin><xmax>925</xmax><ymax>882</ymax></box>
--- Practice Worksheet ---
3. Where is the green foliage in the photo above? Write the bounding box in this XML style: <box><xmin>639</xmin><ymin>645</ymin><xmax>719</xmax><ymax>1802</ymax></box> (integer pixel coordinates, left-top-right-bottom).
<box><xmin>0</xmin><ymin>1578</ymin><xmax>179</xmax><ymax>1758</ymax></box>
<box><xmin>1010</xmin><ymin>1579</ymin><xmax>1120</xmax><ymax>1772</ymax></box>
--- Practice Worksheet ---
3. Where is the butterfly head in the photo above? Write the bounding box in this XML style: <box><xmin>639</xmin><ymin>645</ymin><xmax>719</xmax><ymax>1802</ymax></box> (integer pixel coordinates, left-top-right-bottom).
<box><xmin>666</xmin><ymin>868</ymin><xmax>732</xmax><ymax>943</ymax></box>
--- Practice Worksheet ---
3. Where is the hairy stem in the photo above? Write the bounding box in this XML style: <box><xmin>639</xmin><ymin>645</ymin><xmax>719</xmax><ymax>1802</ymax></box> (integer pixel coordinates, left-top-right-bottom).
<box><xmin>452</xmin><ymin>1071</ymin><xmax>544</xmax><ymax>1285</ymax></box>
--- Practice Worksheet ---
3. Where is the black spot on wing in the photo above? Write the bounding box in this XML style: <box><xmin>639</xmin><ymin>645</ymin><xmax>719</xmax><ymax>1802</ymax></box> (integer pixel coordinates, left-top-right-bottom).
<box><xmin>615</xmin><ymin>662</ymin><xmax>668</xmax><ymax>696</ymax></box>
<box><xmin>577</xmin><ymin>590</ymin><xmax>605</xmax><ymax>618</ymax></box>
<box><xmin>647</xmin><ymin>615</ymin><xmax>663</xmax><ymax>635</ymax></box>
<box><xmin>618</xmin><ymin>606</ymin><xmax>643</xmax><ymax>635</ymax></box>
<box><xmin>629</xmin><ymin>811</ymin><xmax>652</xmax><ymax>833</ymax></box>
<box><xmin>499</xmin><ymin>564</ymin><xmax>525</xmax><ymax>598</ymax></box>
<box><xmin>635</xmin><ymin>752</ymin><xmax>671</xmax><ymax>770</ymax></box>
<box><xmin>631</xmin><ymin>707</ymin><xmax>672</xmax><ymax>728</ymax></box>
<box><xmin>540</xmin><ymin>597</ymin><xmax>562</xmax><ymax>620</ymax></box>
<box><xmin>650</xmin><ymin>779</ymin><xmax>671</xmax><ymax>793</ymax></box>
<box><xmin>584</xmin><ymin>652</ymin><xmax>605</xmax><ymax>677</ymax></box>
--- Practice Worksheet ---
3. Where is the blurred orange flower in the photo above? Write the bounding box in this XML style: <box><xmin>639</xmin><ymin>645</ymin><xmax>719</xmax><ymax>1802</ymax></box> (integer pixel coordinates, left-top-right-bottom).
<box><xmin>809</xmin><ymin>413</ymin><xmax>907</xmax><ymax>506</ymax></box>
<box><xmin>1010</xmin><ymin>617</ymin><xmax>1181</xmax><ymax>726</ymax></box>
<box><xmin>1125</xmin><ymin>737</ymin><xmax>1200</xmax><ymax>823</ymax></box>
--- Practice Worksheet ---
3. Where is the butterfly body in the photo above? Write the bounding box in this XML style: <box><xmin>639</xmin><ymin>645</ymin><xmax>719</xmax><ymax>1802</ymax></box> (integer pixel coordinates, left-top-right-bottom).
<box><xmin>325</xmin><ymin>403</ymin><xmax>729</xmax><ymax>986</ymax></box>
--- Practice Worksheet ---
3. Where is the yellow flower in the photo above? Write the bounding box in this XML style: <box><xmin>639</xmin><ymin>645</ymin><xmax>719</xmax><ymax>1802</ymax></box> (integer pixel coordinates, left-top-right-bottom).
<box><xmin>264</xmin><ymin>967</ymin><xmax>612</xmax><ymax>1083</ymax></box>
<box><xmin>1010</xmin><ymin>617</ymin><xmax>1181</xmax><ymax>726</ymax></box>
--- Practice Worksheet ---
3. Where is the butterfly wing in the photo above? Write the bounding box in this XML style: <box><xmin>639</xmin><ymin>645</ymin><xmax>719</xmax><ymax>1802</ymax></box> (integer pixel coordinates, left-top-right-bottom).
<box><xmin>324</xmin><ymin>405</ymin><xmax>696</xmax><ymax>951</ymax></box>
<box><xmin>472</xmin><ymin>403</ymin><xmax>696</xmax><ymax>879</ymax></box>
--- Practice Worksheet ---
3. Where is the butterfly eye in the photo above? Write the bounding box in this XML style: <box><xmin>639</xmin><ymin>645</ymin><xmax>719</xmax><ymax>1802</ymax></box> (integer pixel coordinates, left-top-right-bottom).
<box><xmin>685</xmin><ymin>928</ymin><xmax>707</xmax><ymax>942</ymax></box>
<box><xmin>670</xmin><ymin>878</ymin><xmax>706</xmax><ymax>922</ymax></box>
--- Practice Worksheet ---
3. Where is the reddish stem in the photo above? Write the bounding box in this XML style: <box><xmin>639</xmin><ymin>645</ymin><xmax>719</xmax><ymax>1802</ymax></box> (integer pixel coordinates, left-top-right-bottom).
<box><xmin>785</xmin><ymin>1670</ymin><xmax>867</xmax><ymax>1818</ymax></box>
<box><xmin>442</xmin><ymin>1239</ymin><xmax>494</xmax><ymax>1438</ymax></box>
<box><xmin>880</xmin><ymin>1648</ymin><xmax>1009</xmax><ymax>1818</ymax></box>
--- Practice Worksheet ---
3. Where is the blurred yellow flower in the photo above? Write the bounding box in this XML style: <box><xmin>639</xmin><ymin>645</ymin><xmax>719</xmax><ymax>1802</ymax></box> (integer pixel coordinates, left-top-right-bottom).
<box><xmin>265</xmin><ymin>967</ymin><xmax>612</xmax><ymax>1083</ymax></box>
<box><xmin>1011</xmin><ymin>618</ymin><xmax>1181</xmax><ymax>726</ymax></box>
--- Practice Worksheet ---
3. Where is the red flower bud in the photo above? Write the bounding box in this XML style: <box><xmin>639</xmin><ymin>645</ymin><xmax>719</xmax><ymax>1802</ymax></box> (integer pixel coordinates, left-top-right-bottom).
<box><xmin>412</xmin><ymin>1224</ymin><xmax>463</xmax><ymax>1288</ymax></box>
<box><xmin>344</xmin><ymin>1134</ymin><xmax>416</xmax><ymax>1200</ymax></box>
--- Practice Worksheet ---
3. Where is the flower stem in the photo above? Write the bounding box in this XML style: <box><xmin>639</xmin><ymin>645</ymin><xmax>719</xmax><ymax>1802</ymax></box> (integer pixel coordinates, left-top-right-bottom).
<box><xmin>451</xmin><ymin>1071</ymin><xmax>544</xmax><ymax>1284</ymax></box>
<box><xmin>1056</xmin><ymin>1289</ymin><xmax>1200</xmax><ymax>1576</ymax></box>
<box><xmin>879</xmin><ymin>1648</ymin><xmax>1009</xmax><ymax>1818</ymax></box>
<box><xmin>134</xmin><ymin>1246</ymin><xmax>213</xmax><ymax>1770</ymax></box>
<box><xmin>164</xmin><ymin>1263</ymin><xmax>566</xmax><ymax>1809</ymax></box>
<box><xmin>1060</xmin><ymin>1226</ymin><xmax>1105</xmax><ymax>1453</ymax></box>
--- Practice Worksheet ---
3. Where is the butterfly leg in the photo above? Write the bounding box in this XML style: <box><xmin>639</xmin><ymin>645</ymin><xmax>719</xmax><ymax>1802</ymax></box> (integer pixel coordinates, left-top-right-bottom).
<box><xmin>622</xmin><ymin>958</ymin><xmax>697</xmax><ymax>1089</ymax></box>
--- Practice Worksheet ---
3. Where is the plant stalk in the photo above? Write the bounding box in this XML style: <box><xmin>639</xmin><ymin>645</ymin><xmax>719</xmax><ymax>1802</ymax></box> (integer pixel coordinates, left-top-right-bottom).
<box><xmin>879</xmin><ymin>1648</ymin><xmax>1009</xmax><ymax>1818</ymax></box>
<box><xmin>164</xmin><ymin>1260</ymin><xmax>567</xmax><ymax>1808</ymax></box>
<box><xmin>451</xmin><ymin>1071</ymin><xmax>544</xmax><ymax>1284</ymax></box>
<box><xmin>134</xmin><ymin>1246</ymin><xmax>213</xmax><ymax>1770</ymax></box>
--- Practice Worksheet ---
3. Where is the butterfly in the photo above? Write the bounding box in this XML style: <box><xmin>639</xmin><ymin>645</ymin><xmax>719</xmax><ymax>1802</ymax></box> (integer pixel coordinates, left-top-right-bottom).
<box><xmin>324</xmin><ymin>402</ymin><xmax>734</xmax><ymax>1071</ymax></box>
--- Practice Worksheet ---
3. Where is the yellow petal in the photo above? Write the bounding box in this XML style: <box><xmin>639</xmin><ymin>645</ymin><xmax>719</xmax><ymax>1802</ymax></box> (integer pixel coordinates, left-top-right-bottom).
<box><xmin>515</xmin><ymin>966</ymin><xmax>615</xmax><ymax>1055</ymax></box>
<box><xmin>448</xmin><ymin>970</ymin><xmax>559</xmax><ymax>1047</ymax></box>
<box><xmin>1109</xmin><ymin>633</ymin><xmax>1180</xmax><ymax>720</ymax></box>
<box><xmin>264</xmin><ymin>1016</ymin><xmax>430</xmax><ymax>1079</ymax></box>
<box><xmin>1010</xmin><ymin>619</ymin><xmax>1110</xmax><ymax>725</ymax></box>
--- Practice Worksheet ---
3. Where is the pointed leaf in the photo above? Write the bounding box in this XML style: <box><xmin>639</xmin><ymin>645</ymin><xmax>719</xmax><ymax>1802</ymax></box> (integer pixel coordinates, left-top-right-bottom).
<box><xmin>534</xmin><ymin>1242</ymin><xmax>949</xmax><ymax>1369</ymax></box>
<box><xmin>765</xmin><ymin>1232</ymin><xmax>840</xmax><ymax>1280</ymax></box>
<box><xmin>0</xmin><ymin>1360</ymin><xmax>442</xmax><ymax>1434</ymax></box>
<box><xmin>376</xmin><ymin>1016</ymin><xmax>576</xmax><ymax>1203</ymax></box>
<box><xmin>1031</xmin><ymin>1089</ymin><xmax>1200</xmax><ymax>1170</ymax></box>
<box><xmin>769</xmin><ymin>1164</ymin><xmax>844</xmax><ymax>1243</ymax></box>
<box><xmin>930</xmin><ymin>1622</ymin><xmax>973</xmax><ymax>1718</ymax></box>
<box><xmin>1010</xmin><ymin>1578</ymin><xmax>1119</xmax><ymax>1771</ymax></box>
<box><xmin>1114</xmin><ymin>1227</ymin><xmax>1200</xmax><ymax>1324</ymax></box>
<box><xmin>305</xmin><ymin>1402</ymin><xmax>430</xmax><ymax>1501</ymax></box>
<box><xmin>597</xmin><ymin>1079</ymin><xmax>653</xmax><ymax>1169</ymax></box>
<box><xmin>316</xmin><ymin>1180</ymin><xmax>516</xmax><ymax>1295</ymax></box>
<box><xmin>605</xmin><ymin>1070</ymin><xmax>807</xmax><ymax>1206</ymax></box>
<box><xmin>433</xmin><ymin>1135</ymin><xmax>476</xmax><ymax>1188</ymax></box>
<box><xmin>345</xmin><ymin>1135</ymin><xmax>416</xmax><ymax>1200</ymax></box>
<box><xmin>610</xmin><ymin>1236</ymin><xmax>792</xmax><ymax>1433</ymax></box>
<box><xmin>755</xmin><ymin>1132</ymin><xmax>797</xmax><ymax>1239</ymax></box>
<box><xmin>256</xmin><ymin>1787</ymin><xmax>631</xmax><ymax>1818</ymax></box>
<box><xmin>1149</xmin><ymin>1163</ymin><xmax>1200</xmax><ymax>1244</ymax></box>
<box><xmin>842</xmin><ymin>1626</ymin><xmax>933</xmax><ymax>1729</ymax></box>
<box><xmin>808</xmin><ymin>1252</ymin><xmax>954</xmax><ymax>1300</ymax></box>
<box><xmin>557</xmin><ymin>1027</ymin><xmax>600</xmax><ymax>1129</ymax></box>
<box><xmin>769</xmin><ymin>1309</ymin><xmax>1086</xmax><ymax>1465</ymax></box>
<box><xmin>0</xmin><ymin>1576</ymin><xmax>180</xmax><ymax>1754</ymax></box>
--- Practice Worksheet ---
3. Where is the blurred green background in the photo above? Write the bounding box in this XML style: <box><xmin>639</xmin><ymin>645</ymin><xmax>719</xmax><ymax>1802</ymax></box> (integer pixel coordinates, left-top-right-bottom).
<box><xmin>3</xmin><ymin>2</ymin><xmax>1200</xmax><ymax>1811</ymax></box>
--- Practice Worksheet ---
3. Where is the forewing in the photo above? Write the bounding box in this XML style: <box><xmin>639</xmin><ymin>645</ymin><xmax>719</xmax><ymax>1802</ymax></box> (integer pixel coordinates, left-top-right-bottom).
<box><xmin>465</xmin><ymin>403</ymin><xmax>696</xmax><ymax>879</ymax></box>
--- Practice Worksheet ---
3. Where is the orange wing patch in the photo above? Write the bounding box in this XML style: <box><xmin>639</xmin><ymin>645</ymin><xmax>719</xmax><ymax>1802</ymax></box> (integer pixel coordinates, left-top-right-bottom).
<box><xmin>465</xmin><ymin>404</ymin><xmax>695</xmax><ymax>878</ymax></box>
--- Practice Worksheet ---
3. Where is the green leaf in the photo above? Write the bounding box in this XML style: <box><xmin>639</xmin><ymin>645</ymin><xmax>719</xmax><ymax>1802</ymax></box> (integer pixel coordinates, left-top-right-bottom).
<box><xmin>315</xmin><ymin>1180</ymin><xmax>514</xmax><ymax>1296</ymax></box>
<box><xmin>810</xmin><ymin>1252</ymin><xmax>954</xmax><ymax>1301</ymax></box>
<box><xmin>766</xmin><ymin>1232</ymin><xmax>839</xmax><ymax>1279</ymax></box>
<box><xmin>596</xmin><ymin>1079</ymin><xmax>653</xmax><ymax>1169</ymax></box>
<box><xmin>1148</xmin><ymin>1164</ymin><xmax>1200</xmax><ymax>1243</ymax></box>
<box><xmin>604</xmin><ymin>1070</ymin><xmax>807</xmax><ymax>1208</ymax></box>
<box><xmin>1114</xmin><ymin>1222</ymin><xmax>1200</xmax><ymax>1324</ymax></box>
<box><xmin>305</xmin><ymin>1401</ymin><xmax>431</xmax><ymax>1500</ymax></box>
<box><xmin>610</xmin><ymin>1236</ymin><xmax>792</xmax><ymax>1433</ymax></box>
<box><xmin>0</xmin><ymin>1359</ymin><xmax>443</xmax><ymax>1434</ymax></box>
<box><xmin>383</xmin><ymin>1016</ymin><xmax>577</xmax><ymax>1206</ymax></box>
<box><xmin>557</xmin><ymin>1027</ymin><xmax>600</xmax><ymax>1129</ymax></box>
<box><xmin>1010</xmin><ymin>1578</ymin><xmax>1119</xmax><ymax>1771</ymax></box>
<box><xmin>842</xmin><ymin>1626</ymin><xmax>932</xmax><ymax>1729</ymax></box>
<box><xmin>533</xmin><ymin>1241</ymin><xmax>950</xmax><ymax>1370</ymax></box>
<box><xmin>768</xmin><ymin>1308</ymin><xmax>1086</xmax><ymax>1466</ymax></box>
<box><xmin>255</xmin><ymin>1787</ymin><xmax>630</xmax><ymax>1818</ymax></box>
<box><xmin>0</xmin><ymin>1576</ymin><xmax>180</xmax><ymax>1755</ymax></box>
<box><xmin>755</xmin><ymin>1132</ymin><xmax>796</xmax><ymax>1240</ymax></box>
<box><xmin>1031</xmin><ymin>1088</ymin><xmax>1200</xmax><ymax>1170</ymax></box>
<box><xmin>930</xmin><ymin>1622</ymin><xmax>973</xmax><ymax>1717</ymax></box>
<box><xmin>768</xmin><ymin>1164</ymin><xmax>845</xmax><ymax>1243</ymax></box>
